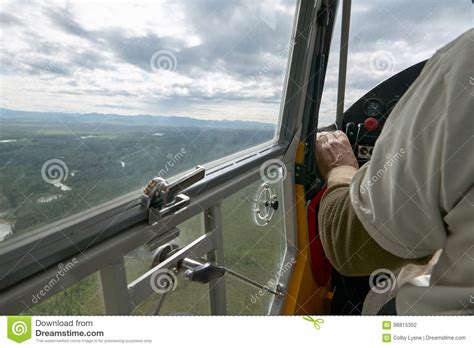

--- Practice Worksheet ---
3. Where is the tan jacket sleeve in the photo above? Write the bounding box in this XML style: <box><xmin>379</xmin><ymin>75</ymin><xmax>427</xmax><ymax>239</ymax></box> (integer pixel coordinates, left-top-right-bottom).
<box><xmin>318</xmin><ymin>166</ymin><xmax>432</xmax><ymax>277</ymax></box>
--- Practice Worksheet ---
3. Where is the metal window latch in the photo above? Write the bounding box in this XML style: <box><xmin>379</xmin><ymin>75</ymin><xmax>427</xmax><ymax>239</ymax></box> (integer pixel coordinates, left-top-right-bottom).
<box><xmin>141</xmin><ymin>165</ymin><xmax>205</xmax><ymax>220</ymax></box>
<box><xmin>183</xmin><ymin>257</ymin><xmax>285</xmax><ymax>297</ymax></box>
<box><xmin>151</xmin><ymin>243</ymin><xmax>285</xmax><ymax>298</ymax></box>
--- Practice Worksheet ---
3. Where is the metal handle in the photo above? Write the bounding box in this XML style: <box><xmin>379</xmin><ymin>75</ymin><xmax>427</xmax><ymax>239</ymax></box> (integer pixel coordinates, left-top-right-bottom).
<box><xmin>183</xmin><ymin>262</ymin><xmax>225</xmax><ymax>284</ymax></box>
<box><xmin>180</xmin><ymin>257</ymin><xmax>285</xmax><ymax>297</ymax></box>
<box><xmin>167</xmin><ymin>165</ymin><xmax>205</xmax><ymax>202</ymax></box>
<box><xmin>142</xmin><ymin>165</ymin><xmax>205</xmax><ymax>218</ymax></box>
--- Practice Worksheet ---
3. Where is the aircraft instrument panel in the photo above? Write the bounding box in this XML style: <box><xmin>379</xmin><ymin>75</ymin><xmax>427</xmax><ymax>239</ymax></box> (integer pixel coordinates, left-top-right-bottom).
<box><xmin>341</xmin><ymin>61</ymin><xmax>426</xmax><ymax>164</ymax></box>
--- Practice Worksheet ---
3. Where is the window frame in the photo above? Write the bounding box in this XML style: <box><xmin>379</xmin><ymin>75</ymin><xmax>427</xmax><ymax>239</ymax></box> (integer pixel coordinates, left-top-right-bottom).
<box><xmin>0</xmin><ymin>0</ymin><xmax>332</xmax><ymax>314</ymax></box>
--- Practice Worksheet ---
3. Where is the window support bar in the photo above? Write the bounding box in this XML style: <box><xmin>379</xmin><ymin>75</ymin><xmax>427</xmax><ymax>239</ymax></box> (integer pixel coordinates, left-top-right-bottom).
<box><xmin>204</xmin><ymin>204</ymin><xmax>227</xmax><ymax>315</ymax></box>
<box><xmin>0</xmin><ymin>219</ymin><xmax>151</xmax><ymax>314</ymax></box>
<box><xmin>336</xmin><ymin>0</ymin><xmax>352</xmax><ymax>126</ymax></box>
<box><xmin>100</xmin><ymin>256</ymin><xmax>134</xmax><ymax>315</ymax></box>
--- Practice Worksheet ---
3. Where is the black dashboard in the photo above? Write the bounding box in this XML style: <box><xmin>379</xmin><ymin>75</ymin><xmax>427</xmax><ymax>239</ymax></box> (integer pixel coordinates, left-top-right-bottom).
<box><xmin>341</xmin><ymin>60</ymin><xmax>426</xmax><ymax>164</ymax></box>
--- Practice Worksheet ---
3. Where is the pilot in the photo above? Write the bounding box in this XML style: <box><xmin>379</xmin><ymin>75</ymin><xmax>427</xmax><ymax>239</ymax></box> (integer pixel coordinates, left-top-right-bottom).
<box><xmin>315</xmin><ymin>29</ymin><xmax>473</xmax><ymax>315</ymax></box>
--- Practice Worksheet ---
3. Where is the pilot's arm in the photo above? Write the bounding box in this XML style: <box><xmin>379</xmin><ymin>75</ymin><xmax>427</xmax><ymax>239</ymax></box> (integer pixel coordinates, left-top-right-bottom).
<box><xmin>316</xmin><ymin>29</ymin><xmax>474</xmax><ymax>314</ymax></box>
<box><xmin>315</xmin><ymin>131</ymin><xmax>431</xmax><ymax>277</ymax></box>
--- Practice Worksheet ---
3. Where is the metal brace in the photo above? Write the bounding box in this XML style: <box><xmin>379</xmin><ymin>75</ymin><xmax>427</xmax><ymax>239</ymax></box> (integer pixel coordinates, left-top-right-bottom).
<box><xmin>141</xmin><ymin>165</ymin><xmax>205</xmax><ymax>221</ymax></box>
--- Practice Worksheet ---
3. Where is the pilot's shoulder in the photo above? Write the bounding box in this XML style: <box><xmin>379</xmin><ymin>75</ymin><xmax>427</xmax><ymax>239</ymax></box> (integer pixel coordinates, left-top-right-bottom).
<box><xmin>436</xmin><ymin>29</ymin><xmax>473</xmax><ymax>81</ymax></box>
<box><xmin>435</xmin><ymin>29</ymin><xmax>473</xmax><ymax>56</ymax></box>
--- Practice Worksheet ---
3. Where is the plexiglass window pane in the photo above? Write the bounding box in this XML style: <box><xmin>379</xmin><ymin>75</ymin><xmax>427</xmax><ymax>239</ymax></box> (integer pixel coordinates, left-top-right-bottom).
<box><xmin>22</xmin><ymin>272</ymin><xmax>106</xmax><ymax>315</ymax></box>
<box><xmin>221</xmin><ymin>179</ymin><xmax>287</xmax><ymax>314</ymax></box>
<box><xmin>0</xmin><ymin>0</ymin><xmax>297</xmax><ymax>242</ymax></box>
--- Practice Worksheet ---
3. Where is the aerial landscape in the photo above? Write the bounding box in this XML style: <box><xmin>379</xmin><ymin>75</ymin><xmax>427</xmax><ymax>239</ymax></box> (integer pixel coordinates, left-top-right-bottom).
<box><xmin>0</xmin><ymin>108</ymin><xmax>282</xmax><ymax>315</ymax></box>
<box><xmin>0</xmin><ymin>107</ymin><xmax>275</xmax><ymax>239</ymax></box>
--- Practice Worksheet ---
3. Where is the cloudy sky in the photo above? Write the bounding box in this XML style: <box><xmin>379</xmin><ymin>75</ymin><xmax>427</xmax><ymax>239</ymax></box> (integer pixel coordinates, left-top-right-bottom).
<box><xmin>320</xmin><ymin>0</ymin><xmax>472</xmax><ymax>125</ymax></box>
<box><xmin>0</xmin><ymin>0</ymin><xmax>472</xmax><ymax>125</ymax></box>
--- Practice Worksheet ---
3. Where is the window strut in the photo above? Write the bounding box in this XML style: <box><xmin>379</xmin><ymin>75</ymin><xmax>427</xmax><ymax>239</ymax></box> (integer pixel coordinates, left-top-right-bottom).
<box><xmin>336</xmin><ymin>0</ymin><xmax>352</xmax><ymax>126</ymax></box>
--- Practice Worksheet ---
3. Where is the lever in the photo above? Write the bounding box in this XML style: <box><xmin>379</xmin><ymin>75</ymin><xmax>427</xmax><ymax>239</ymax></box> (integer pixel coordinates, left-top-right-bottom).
<box><xmin>345</xmin><ymin>121</ymin><xmax>356</xmax><ymax>143</ymax></box>
<box><xmin>148</xmin><ymin>242</ymin><xmax>285</xmax><ymax>316</ymax></box>
<box><xmin>183</xmin><ymin>260</ymin><xmax>225</xmax><ymax>283</ymax></box>
<box><xmin>142</xmin><ymin>165</ymin><xmax>205</xmax><ymax>218</ymax></box>
<box><xmin>181</xmin><ymin>257</ymin><xmax>285</xmax><ymax>297</ymax></box>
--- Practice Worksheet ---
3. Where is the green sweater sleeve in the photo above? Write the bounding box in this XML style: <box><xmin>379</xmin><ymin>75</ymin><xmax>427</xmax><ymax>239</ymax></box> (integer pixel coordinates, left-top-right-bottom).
<box><xmin>318</xmin><ymin>167</ymin><xmax>432</xmax><ymax>277</ymax></box>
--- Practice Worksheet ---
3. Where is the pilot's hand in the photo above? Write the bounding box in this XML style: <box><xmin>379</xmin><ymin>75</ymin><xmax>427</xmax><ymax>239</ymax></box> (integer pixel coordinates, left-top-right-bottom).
<box><xmin>315</xmin><ymin>130</ymin><xmax>359</xmax><ymax>178</ymax></box>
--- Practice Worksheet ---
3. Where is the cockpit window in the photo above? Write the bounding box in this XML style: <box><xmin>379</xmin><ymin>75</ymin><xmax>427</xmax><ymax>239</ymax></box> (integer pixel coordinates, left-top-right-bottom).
<box><xmin>318</xmin><ymin>0</ymin><xmax>472</xmax><ymax>126</ymax></box>
<box><xmin>0</xmin><ymin>0</ymin><xmax>297</xmax><ymax>240</ymax></box>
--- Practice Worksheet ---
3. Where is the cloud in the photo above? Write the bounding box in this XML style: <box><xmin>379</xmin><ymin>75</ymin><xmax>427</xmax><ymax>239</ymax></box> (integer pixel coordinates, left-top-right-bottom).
<box><xmin>24</xmin><ymin>58</ymin><xmax>72</xmax><ymax>76</ymax></box>
<box><xmin>44</xmin><ymin>6</ymin><xmax>92</xmax><ymax>41</ymax></box>
<box><xmin>0</xmin><ymin>12</ymin><xmax>20</xmax><ymax>25</ymax></box>
<box><xmin>0</xmin><ymin>0</ymin><xmax>471</xmax><ymax>125</ymax></box>
<box><xmin>317</xmin><ymin>0</ymin><xmax>472</xmax><ymax>126</ymax></box>
<box><xmin>70</xmin><ymin>51</ymin><xmax>117</xmax><ymax>72</ymax></box>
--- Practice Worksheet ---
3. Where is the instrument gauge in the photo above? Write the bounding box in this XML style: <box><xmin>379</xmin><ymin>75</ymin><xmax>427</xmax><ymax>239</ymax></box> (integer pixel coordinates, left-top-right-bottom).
<box><xmin>363</xmin><ymin>98</ymin><xmax>384</xmax><ymax>117</ymax></box>
<box><xmin>386</xmin><ymin>98</ymin><xmax>399</xmax><ymax>115</ymax></box>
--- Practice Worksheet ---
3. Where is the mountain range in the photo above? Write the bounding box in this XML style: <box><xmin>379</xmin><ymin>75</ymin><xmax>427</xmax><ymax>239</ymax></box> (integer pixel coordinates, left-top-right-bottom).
<box><xmin>0</xmin><ymin>108</ymin><xmax>275</xmax><ymax>130</ymax></box>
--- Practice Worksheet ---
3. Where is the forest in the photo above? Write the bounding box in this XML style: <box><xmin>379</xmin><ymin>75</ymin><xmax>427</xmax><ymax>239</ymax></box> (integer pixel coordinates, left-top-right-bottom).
<box><xmin>0</xmin><ymin>108</ymin><xmax>275</xmax><ymax>236</ymax></box>
<box><xmin>0</xmin><ymin>109</ymin><xmax>285</xmax><ymax>315</ymax></box>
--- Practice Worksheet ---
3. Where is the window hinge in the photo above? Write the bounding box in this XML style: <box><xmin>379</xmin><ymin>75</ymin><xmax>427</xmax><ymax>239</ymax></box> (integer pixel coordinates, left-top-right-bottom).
<box><xmin>141</xmin><ymin>165</ymin><xmax>205</xmax><ymax>221</ymax></box>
